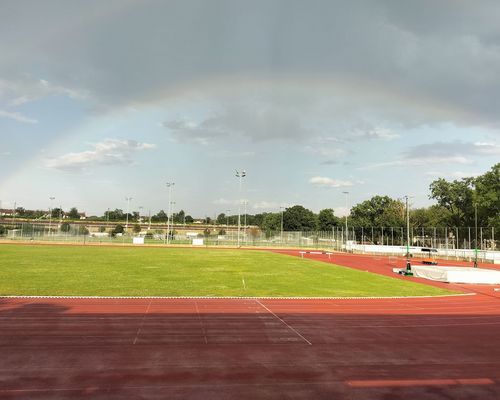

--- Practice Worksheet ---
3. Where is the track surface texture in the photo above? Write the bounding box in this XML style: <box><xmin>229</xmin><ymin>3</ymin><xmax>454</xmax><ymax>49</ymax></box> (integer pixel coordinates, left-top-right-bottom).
<box><xmin>1</xmin><ymin>253</ymin><xmax>500</xmax><ymax>399</ymax></box>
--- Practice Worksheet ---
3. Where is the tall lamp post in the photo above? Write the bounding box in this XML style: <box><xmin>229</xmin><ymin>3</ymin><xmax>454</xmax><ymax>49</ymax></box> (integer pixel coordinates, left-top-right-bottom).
<box><xmin>243</xmin><ymin>200</ymin><xmax>248</xmax><ymax>244</ymax></box>
<box><xmin>404</xmin><ymin>195</ymin><xmax>411</xmax><ymax>273</ymax></box>
<box><xmin>125</xmin><ymin>197</ymin><xmax>133</xmax><ymax>231</ymax></box>
<box><xmin>342</xmin><ymin>191</ymin><xmax>349</xmax><ymax>251</ymax></box>
<box><xmin>280</xmin><ymin>206</ymin><xmax>285</xmax><ymax>244</ymax></box>
<box><xmin>225</xmin><ymin>209</ymin><xmax>231</xmax><ymax>229</ymax></box>
<box><xmin>138</xmin><ymin>206</ymin><xmax>144</xmax><ymax>225</ymax></box>
<box><xmin>166</xmin><ymin>182</ymin><xmax>175</xmax><ymax>245</ymax></box>
<box><xmin>474</xmin><ymin>202</ymin><xmax>478</xmax><ymax>268</ymax></box>
<box><xmin>235</xmin><ymin>170</ymin><xmax>246</xmax><ymax>247</ymax></box>
<box><xmin>48</xmin><ymin>196</ymin><xmax>55</xmax><ymax>236</ymax></box>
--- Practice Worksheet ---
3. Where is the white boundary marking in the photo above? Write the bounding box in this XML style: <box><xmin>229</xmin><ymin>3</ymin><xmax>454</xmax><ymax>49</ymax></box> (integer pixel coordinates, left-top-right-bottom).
<box><xmin>255</xmin><ymin>299</ymin><xmax>312</xmax><ymax>345</ymax></box>
<box><xmin>132</xmin><ymin>300</ymin><xmax>151</xmax><ymax>345</ymax></box>
<box><xmin>0</xmin><ymin>293</ymin><xmax>476</xmax><ymax>300</ymax></box>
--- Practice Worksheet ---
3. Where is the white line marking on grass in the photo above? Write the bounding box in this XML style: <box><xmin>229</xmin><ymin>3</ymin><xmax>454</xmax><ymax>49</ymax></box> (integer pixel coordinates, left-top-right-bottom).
<box><xmin>242</xmin><ymin>277</ymin><xmax>246</xmax><ymax>290</ymax></box>
<box><xmin>0</xmin><ymin>293</ymin><xmax>476</xmax><ymax>300</ymax></box>
<box><xmin>133</xmin><ymin>300</ymin><xmax>151</xmax><ymax>345</ymax></box>
<box><xmin>255</xmin><ymin>299</ymin><xmax>312</xmax><ymax>346</ymax></box>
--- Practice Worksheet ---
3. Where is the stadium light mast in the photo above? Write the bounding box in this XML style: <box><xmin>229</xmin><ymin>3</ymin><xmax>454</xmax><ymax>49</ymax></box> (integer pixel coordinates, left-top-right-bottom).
<box><xmin>342</xmin><ymin>191</ymin><xmax>349</xmax><ymax>252</ymax></box>
<box><xmin>166</xmin><ymin>182</ymin><xmax>175</xmax><ymax>245</ymax></box>
<box><xmin>235</xmin><ymin>170</ymin><xmax>246</xmax><ymax>247</ymax></box>
<box><xmin>280</xmin><ymin>206</ymin><xmax>285</xmax><ymax>244</ymax></box>
<box><xmin>48</xmin><ymin>196</ymin><xmax>55</xmax><ymax>236</ymax></box>
<box><xmin>474</xmin><ymin>201</ymin><xmax>478</xmax><ymax>268</ymax></box>
<box><xmin>404</xmin><ymin>195</ymin><xmax>412</xmax><ymax>273</ymax></box>
<box><xmin>138</xmin><ymin>206</ymin><xmax>144</xmax><ymax>224</ymax></box>
<box><xmin>125</xmin><ymin>197</ymin><xmax>133</xmax><ymax>231</ymax></box>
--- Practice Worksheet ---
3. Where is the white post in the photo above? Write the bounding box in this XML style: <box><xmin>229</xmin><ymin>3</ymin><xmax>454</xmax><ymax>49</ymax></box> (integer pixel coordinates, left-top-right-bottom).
<box><xmin>235</xmin><ymin>170</ymin><xmax>246</xmax><ymax>247</ymax></box>
<box><xmin>280</xmin><ymin>206</ymin><xmax>285</xmax><ymax>244</ymax></box>
<box><xmin>342</xmin><ymin>191</ymin><xmax>349</xmax><ymax>251</ymax></box>
<box><xmin>125</xmin><ymin>197</ymin><xmax>132</xmax><ymax>232</ymax></box>
<box><xmin>166</xmin><ymin>182</ymin><xmax>175</xmax><ymax>245</ymax></box>
<box><xmin>49</xmin><ymin>196</ymin><xmax>55</xmax><ymax>238</ymax></box>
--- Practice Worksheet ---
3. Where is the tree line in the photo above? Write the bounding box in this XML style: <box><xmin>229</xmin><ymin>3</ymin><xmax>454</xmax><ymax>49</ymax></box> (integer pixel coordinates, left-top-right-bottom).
<box><xmin>5</xmin><ymin>163</ymin><xmax>498</xmax><ymax>232</ymax></box>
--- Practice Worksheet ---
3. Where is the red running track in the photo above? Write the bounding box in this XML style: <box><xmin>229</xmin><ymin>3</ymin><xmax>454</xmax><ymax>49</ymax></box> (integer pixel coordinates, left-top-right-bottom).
<box><xmin>1</xmin><ymin>252</ymin><xmax>500</xmax><ymax>399</ymax></box>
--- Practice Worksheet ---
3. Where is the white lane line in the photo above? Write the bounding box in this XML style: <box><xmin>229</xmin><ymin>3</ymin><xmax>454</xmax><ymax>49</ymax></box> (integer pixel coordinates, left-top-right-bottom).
<box><xmin>255</xmin><ymin>299</ymin><xmax>312</xmax><ymax>346</ymax></box>
<box><xmin>194</xmin><ymin>300</ymin><xmax>208</xmax><ymax>344</ymax></box>
<box><xmin>133</xmin><ymin>300</ymin><xmax>151</xmax><ymax>345</ymax></box>
<box><xmin>242</xmin><ymin>277</ymin><xmax>246</xmax><ymax>290</ymax></box>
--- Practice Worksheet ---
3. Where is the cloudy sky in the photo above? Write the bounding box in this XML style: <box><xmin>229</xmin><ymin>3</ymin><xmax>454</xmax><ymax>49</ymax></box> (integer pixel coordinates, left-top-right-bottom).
<box><xmin>1</xmin><ymin>0</ymin><xmax>499</xmax><ymax>217</ymax></box>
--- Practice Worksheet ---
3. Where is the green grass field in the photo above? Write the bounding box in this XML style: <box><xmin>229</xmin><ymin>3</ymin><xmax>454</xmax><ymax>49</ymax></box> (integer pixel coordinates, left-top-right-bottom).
<box><xmin>0</xmin><ymin>244</ymin><xmax>455</xmax><ymax>297</ymax></box>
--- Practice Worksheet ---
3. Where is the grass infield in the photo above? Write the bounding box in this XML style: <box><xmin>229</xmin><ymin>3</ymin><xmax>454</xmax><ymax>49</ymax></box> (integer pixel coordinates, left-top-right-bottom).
<box><xmin>0</xmin><ymin>244</ymin><xmax>455</xmax><ymax>297</ymax></box>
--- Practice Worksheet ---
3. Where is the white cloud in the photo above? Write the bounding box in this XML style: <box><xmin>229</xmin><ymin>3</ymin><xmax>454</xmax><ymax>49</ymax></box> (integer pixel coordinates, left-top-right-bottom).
<box><xmin>425</xmin><ymin>170</ymin><xmax>482</xmax><ymax>179</ymax></box>
<box><xmin>44</xmin><ymin>139</ymin><xmax>156</xmax><ymax>172</ymax></box>
<box><xmin>304</xmin><ymin>146</ymin><xmax>347</xmax><ymax>158</ymax></box>
<box><xmin>309</xmin><ymin>176</ymin><xmax>354</xmax><ymax>188</ymax></box>
<box><xmin>355</xmin><ymin>127</ymin><xmax>400</xmax><ymax>141</ymax></box>
<box><xmin>0</xmin><ymin>78</ymin><xmax>88</xmax><ymax>107</ymax></box>
<box><xmin>252</xmin><ymin>201</ymin><xmax>280</xmax><ymax>210</ymax></box>
<box><xmin>212</xmin><ymin>198</ymin><xmax>235</xmax><ymax>206</ymax></box>
<box><xmin>0</xmin><ymin>109</ymin><xmax>38</xmax><ymax>124</ymax></box>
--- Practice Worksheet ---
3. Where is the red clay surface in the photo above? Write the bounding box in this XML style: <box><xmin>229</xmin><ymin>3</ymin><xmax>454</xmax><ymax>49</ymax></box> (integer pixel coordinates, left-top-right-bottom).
<box><xmin>1</xmin><ymin>252</ymin><xmax>500</xmax><ymax>399</ymax></box>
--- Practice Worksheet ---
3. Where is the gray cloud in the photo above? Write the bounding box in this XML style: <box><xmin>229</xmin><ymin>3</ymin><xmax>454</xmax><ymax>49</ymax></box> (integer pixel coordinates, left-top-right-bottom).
<box><xmin>361</xmin><ymin>141</ymin><xmax>500</xmax><ymax>169</ymax></box>
<box><xmin>163</xmin><ymin>97</ymin><xmax>311</xmax><ymax>144</ymax></box>
<box><xmin>2</xmin><ymin>0</ymin><xmax>500</xmax><ymax>131</ymax></box>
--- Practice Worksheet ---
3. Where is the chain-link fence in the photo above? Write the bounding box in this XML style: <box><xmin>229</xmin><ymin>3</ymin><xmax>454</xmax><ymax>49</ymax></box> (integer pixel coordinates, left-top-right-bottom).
<box><xmin>0</xmin><ymin>222</ymin><xmax>497</xmax><ymax>251</ymax></box>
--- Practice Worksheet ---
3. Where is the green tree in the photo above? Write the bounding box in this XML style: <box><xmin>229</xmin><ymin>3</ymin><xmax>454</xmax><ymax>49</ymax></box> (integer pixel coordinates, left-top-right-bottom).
<box><xmin>68</xmin><ymin>207</ymin><xmax>80</xmax><ymax>219</ymax></box>
<box><xmin>474</xmin><ymin>163</ymin><xmax>500</xmax><ymax>229</ymax></box>
<box><xmin>261</xmin><ymin>212</ymin><xmax>281</xmax><ymax>233</ymax></box>
<box><xmin>152</xmin><ymin>210</ymin><xmax>168</xmax><ymax>222</ymax></box>
<box><xmin>173</xmin><ymin>209</ymin><xmax>185</xmax><ymax>224</ymax></box>
<box><xmin>133</xmin><ymin>224</ymin><xmax>141</xmax><ymax>233</ymax></box>
<box><xmin>185</xmin><ymin>215</ymin><xmax>194</xmax><ymax>224</ymax></box>
<box><xmin>216</xmin><ymin>213</ymin><xmax>226</xmax><ymax>225</ymax></box>
<box><xmin>108</xmin><ymin>209</ymin><xmax>124</xmax><ymax>221</ymax></box>
<box><xmin>112</xmin><ymin>224</ymin><xmax>124</xmax><ymax>236</ymax></box>
<box><xmin>51</xmin><ymin>207</ymin><xmax>63</xmax><ymax>219</ymax></box>
<box><xmin>429</xmin><ymin>177</ymin><xmax>475</xmax><ymax>226</ymax></box>
<box><xmin>410</xmin><ymin>205</ymin><xmax>451</xmax><ymax>227</ymax></box>
<box><xmin>350</xmin><ymin>196</ymin><xmax>404</xmax><ymax>228</ymax></box>
<box><xmin>60</xmin><ymin>222</ymin><xmax>71</xmax><ymax>232</ymax></box>
<box><xmin>318</xmin><ymin>208</ymin><xmax>340</xmax><ymax>231</ymax></box>
<box><xmin>283</xmin><ymin>205</ymin><xmax>318</xmax><ymax>231</ymax></box>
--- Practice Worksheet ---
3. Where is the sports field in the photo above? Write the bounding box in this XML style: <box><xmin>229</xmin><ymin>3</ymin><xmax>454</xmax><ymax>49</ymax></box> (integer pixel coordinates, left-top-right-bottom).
<box><xmin>0</xmin><ymin>244</ymin><xmax>454</xmax><ymax>297</ymax></box>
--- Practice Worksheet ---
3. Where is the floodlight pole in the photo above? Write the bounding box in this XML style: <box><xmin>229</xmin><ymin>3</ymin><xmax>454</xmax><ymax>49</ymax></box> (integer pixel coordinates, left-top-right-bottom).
<box><xmin>166</xmin><ymin>182</ymin><xmax>175</xmax><ymax>245</ymax></box>
<box><xmin>474</xmin><ymin>202</ymin><xmax>478</xmax><ymax>268</ymax></box>
<box><xmin>405</xmin><ymin>195</ymin><xmax>411</xmax><ymax>272</ymax></box>
<box><xmin>125</xmin><ymin>197</ymin><xmax>133</xmax><ymax>231</ymax></box>
<box><xmin>243</xmin><ymin>200</ymin><xmax>248</xmax><ymax>243</ymax></box>
<box><xmin>49</xmin><ymin>197</ymin><xmax>55</xmax><ymax>236</ymax></box>
<box><xmin>280</xmin><ymin>206</ymin><xmax>285</xmax><ymax>244</ymax></box>
<box><xmin>235</xmin><ymin>170</ymin><xmax>246</xmax><ymax>247</ymax></box>
<box><xmin>138</xmin><ymin>206</ymin><xmax>143</xmax><ymax>224</ymax></box>
<box><xmin>342</xmin><ymin>191</ymin><xmax>349</xmax><ymax>252</ymax></box>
